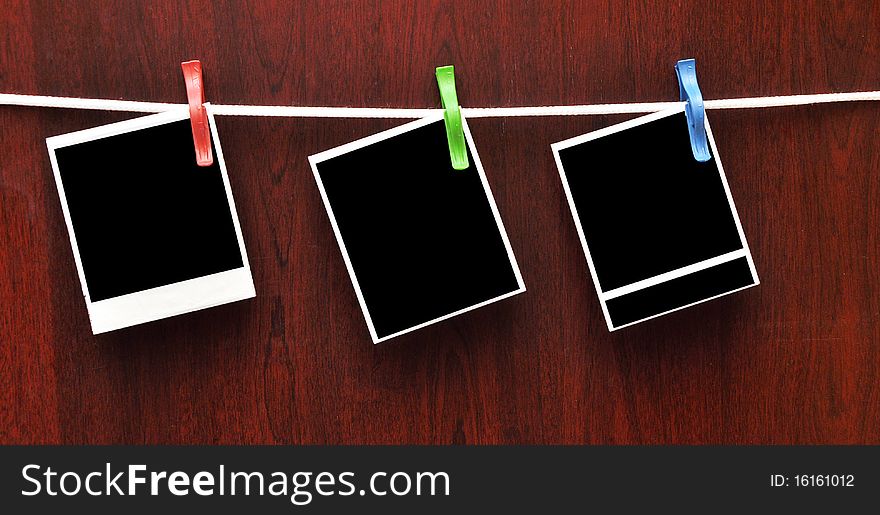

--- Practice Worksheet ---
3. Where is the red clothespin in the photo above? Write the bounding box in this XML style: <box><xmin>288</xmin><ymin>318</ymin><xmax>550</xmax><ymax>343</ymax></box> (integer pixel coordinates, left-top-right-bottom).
<box><xmin>180</xmin><ymin>60</ymin><xmax>213</xmax><ymax>166</ymax></box>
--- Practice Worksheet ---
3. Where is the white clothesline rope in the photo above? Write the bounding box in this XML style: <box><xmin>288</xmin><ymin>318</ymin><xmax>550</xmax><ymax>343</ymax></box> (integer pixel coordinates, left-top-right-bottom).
<box><xmin>0</xmin><ymin>90</ymin><xmax>879</xmax><ymax>118</ymax></box>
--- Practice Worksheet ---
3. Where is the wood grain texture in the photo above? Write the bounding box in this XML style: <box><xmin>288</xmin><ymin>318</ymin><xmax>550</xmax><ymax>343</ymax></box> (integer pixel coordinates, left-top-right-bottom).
<box><xmin>1</xmin><ymin>1</ymin><xmax>878</xmax><ymax>445</ymax></box>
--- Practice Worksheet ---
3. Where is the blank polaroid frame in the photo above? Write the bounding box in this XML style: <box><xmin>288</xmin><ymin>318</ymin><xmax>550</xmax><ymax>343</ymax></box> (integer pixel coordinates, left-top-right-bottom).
<box><xmin>47</xmin><ymin>108</ymin><xmax>255</xmax><ymax>334</ymax></box>
<box><xmin>552</xmin><ymin>106</ymin><xmax>759</xmax><ymax>330</ymax></box>
<box><xmin>309</xmin><ymin>114</ymin><xmax>525</xmax><ymax>344</ymax></box>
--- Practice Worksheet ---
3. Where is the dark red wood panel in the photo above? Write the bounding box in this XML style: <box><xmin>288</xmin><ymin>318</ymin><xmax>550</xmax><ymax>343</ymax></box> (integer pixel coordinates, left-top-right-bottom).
<box><xmin>1</xmin><ymin>1</ymin><xmax>878</xmax><ymax>445</ymax></box>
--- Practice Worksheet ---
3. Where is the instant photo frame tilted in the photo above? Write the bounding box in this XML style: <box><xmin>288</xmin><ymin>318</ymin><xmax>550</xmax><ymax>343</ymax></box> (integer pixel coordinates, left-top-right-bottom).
<box><xmin>309</xmin><ymin>114</ymin><xmax>525</xmax><ymax>343</ymax></box>
<box><xmin>47</xmin><ymin>109</ymin><xmax>255</xmax><ymax>334</ymax></box>
<box><xmin>552</xmin><ymin>106</ymin><xmax>759</xmax><ymax>330</ymax></box>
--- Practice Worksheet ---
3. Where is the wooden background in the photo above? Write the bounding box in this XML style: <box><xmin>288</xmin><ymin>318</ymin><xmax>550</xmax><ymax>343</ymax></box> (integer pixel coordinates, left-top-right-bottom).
<box><xmin>1</xmin><ymin>1</ymin><xmax>878</xmax><ymax>445</ymax></box>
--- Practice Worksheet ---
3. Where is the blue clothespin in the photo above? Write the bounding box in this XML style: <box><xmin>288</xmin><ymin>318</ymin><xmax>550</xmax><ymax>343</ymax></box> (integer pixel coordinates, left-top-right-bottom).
<box><xmin>675</xmin><ymin>58</ymin><xmax>711</xmax><ymax>162</ymax></box>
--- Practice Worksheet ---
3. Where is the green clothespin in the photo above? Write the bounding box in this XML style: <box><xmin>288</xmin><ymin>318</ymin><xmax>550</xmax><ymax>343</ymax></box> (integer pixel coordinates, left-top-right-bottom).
<box><xmin>435</xmin><ymin>65</ymin><xmax>469</xmax><ymax>170</ymax></box>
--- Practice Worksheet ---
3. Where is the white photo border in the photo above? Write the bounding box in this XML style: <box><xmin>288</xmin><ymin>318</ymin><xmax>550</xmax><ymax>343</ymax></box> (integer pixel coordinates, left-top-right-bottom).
<box><xmin>551</xmin><ymin>105</ymin><xmax>759</xmax><ymax>331</ymax></box>
<box><xmin>309</xmin><ymin>114</ymin><xmax>526</xmax><ymax>344</ymax></box>
<box><xmin>46</xmin><ymin>106</ymin><xmax>255</xmax><ymax>334</ymax></box>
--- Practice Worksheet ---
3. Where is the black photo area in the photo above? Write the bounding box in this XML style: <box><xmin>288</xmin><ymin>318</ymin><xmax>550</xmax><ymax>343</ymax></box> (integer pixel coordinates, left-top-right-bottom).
<box><xmin>54</xmin><ymin>119</ymin><xmax>244</xmax><ymax>302</ymax></box>
<box><xmin>557</xmin><ymin>111</ymin><xmax>755</xmax><ymax>326</ymax></box>
<box><xmin>314</xmin><ymin>120</ymin><xmax>520</xmax><ymax>339</ymax></box>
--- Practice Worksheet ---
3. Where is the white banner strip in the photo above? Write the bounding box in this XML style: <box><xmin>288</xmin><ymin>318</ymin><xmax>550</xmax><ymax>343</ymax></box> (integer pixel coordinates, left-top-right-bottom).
<box><xmin>1</xmin><ymin>91</ymin><xmax>879</xmax><ymax>118</ymax></box>
<box><xmin>599</xmin><ymin>249</ymin><xmax>749</xmax><ymax>301</ymax></box>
